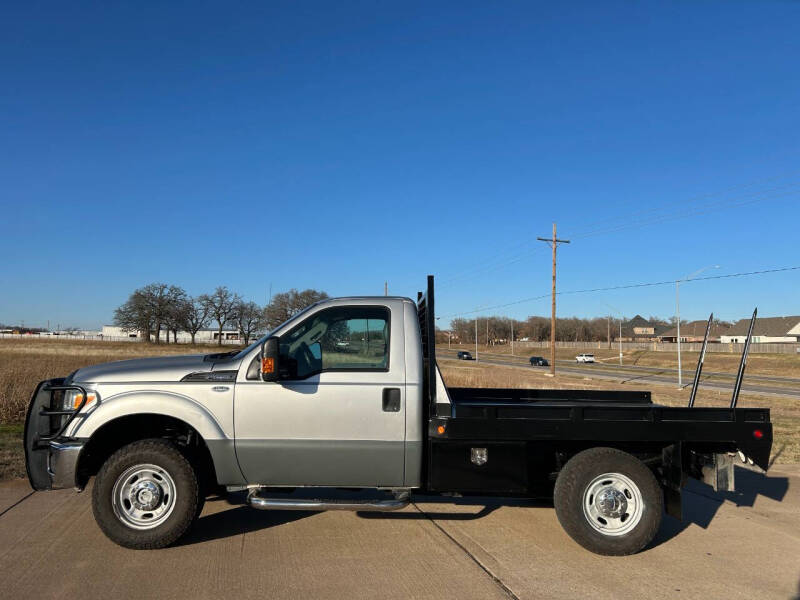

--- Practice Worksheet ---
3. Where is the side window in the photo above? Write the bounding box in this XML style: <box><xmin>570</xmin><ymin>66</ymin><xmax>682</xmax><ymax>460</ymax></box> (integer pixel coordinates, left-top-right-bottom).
<box><xmin>280</xmin><ymin>306</ymin><xmax>390</xmax><ymax>379</ymax></box>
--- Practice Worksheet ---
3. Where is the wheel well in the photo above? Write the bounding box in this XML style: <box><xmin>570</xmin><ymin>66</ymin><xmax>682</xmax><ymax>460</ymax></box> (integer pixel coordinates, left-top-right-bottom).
<box><xmin>539</xmin><ymin>442</ymin><xmax>672</xmax><ymax>484</ymax></box>
<box><xmin>76</xmin><ymin>414</ymin><xmax>217</xmax><ymax>492</ymax></box>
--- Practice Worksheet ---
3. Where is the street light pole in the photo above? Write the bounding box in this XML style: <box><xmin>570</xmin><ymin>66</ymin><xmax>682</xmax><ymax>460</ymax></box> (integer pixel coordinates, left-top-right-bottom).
<box><xmin>676</xmin><ymin>281</ymin><xmax>682</xmax><ymax>388</ymax></box>
<box><xmin>606</xmin><ymin>303</ymin><xmax>624</xmax><ymax>365</ymax></box>
<box><xmin>475</xmin><ymin>318</ymin><xmax>478</xmax><ymax>363</ymax></box>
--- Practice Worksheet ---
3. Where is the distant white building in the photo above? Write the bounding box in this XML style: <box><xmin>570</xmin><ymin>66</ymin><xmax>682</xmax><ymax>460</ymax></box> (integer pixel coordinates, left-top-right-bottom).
<box><xmin>102</xmin><ymin>326</ymin><xmax>141</xmax><ymax>339</ymax></box>
<box><xmin>101</xmin><ymin>325</ymin><xmax>243</xmax><ymax>343</ymax></box>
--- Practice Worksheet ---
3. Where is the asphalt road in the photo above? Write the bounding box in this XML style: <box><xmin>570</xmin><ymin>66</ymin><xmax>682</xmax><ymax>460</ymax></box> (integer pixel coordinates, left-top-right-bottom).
<box><xmin>442</xmin><ymin>352</ymin><xmax>800</xmax><ymax>399</ymax></box>
<box><xmin>1</xmin><ymin>465</ymin><xmax>799</xmax><ymax>599</ymax></box>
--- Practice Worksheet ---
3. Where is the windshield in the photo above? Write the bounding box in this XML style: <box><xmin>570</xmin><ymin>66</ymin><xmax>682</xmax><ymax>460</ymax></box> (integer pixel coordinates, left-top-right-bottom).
<box><xmin>231</xmin><ymin>302</ymin><xmax>321</xmax><ymax>360</ymax></box>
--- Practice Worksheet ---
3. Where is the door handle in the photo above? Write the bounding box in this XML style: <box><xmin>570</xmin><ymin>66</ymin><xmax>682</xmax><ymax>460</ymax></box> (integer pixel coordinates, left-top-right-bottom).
<box><xmin>382</xmin><ymin>388</ymin><xmax>401</xmax><ymax>412</ymax></box>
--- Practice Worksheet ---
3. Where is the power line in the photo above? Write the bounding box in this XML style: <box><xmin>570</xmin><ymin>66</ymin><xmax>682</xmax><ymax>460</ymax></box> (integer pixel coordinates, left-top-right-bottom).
<box><xmin>571</xmin><ymin>185</ymin><xmax>800</xmax><ymax>240</ymax></box>
<box><xmin>442</xmin><ymin>265</ymin><xmax>800</xmax><ymax>319</ymax></box>
<box><xmin>570</xmin><ymin>170</ymin><xmax>800</xmax><ymax>237</ymax></box>
<box><xmin>435</xmin><ymin>173</ymin><xmax>800</xmax><ymax>290</ymax></box>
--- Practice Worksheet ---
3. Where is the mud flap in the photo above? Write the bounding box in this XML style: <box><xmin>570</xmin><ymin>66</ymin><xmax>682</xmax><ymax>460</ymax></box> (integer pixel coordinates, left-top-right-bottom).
<box><xmin>662</xmin><ymin>443</ymin><xmax>686</xmax><ymax>520</ymax></box>
<box><xmin>701</xmin><ymin>453</ymin><xmax>735</xmax><ymax>492</ymax></box>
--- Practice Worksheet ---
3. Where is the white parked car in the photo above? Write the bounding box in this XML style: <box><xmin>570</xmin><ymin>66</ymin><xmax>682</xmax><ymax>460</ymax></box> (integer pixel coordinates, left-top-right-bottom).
<box><xmin>576</xmin><ymin>353</ymin><xmax>596</xmax><ymax>363</ymax></box>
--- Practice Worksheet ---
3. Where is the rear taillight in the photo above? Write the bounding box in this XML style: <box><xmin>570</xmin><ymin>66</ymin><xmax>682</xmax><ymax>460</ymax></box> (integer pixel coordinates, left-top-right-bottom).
<box><xmin>753</xmin><ymin>429</ymin><xmax>764</xmax><ymax>439</ymax></box>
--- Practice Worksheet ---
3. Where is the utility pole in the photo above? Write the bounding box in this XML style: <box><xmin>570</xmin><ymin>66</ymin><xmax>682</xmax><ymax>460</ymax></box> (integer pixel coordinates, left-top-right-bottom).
<box><xmin>607</xmin><ymin>315</ymin><xmax>611</xmax><ymax>349</ymax></box>
<box><xmin>486</xmin><ymin>320</ymin><xmax>489</xmax><ymax>349</ymax></box>
<box><xmin>384</xmin><ymin>281</ymin><xmax>388</xmax><ymax>296</ymax></box>
<box><xmin>537</xmin><ymin>223</ymin><xmax>570</xmax><ymax>376</ymax></box>
<box><xmin>511</xmin><ymin>319</ymin><xmax>514</xmax><ymax>356</ymax></box>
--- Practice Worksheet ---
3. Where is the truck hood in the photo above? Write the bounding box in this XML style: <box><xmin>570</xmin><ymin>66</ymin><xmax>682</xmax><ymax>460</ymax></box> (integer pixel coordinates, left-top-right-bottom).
<box><xmin>70</xmin><ymin>354</ymin><xmax>235</xmax><ymax>383</ymax></box>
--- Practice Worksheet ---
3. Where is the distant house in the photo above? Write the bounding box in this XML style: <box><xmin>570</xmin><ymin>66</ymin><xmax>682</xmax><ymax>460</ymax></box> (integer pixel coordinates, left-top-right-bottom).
<box><xmin>619</xmin><ymin>315</ymin><xmax>669</xmax><ymax>342</ymax></box>
<box><xmin>659</xmin><ymin>320</ymin><xmax>730</xmax><ymax>343</ymax></box>
<box><xmin>719</xmin><ymin>316</ymin><xmax>800</xmax><ymax>344</ymax></box>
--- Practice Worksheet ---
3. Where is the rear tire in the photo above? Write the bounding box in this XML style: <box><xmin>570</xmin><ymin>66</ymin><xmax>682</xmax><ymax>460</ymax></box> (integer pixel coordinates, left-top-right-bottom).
<box><xmin>92</xmin><ymin>439</ymin><xmax>199</xmax><ymax>549</ymax></box>
<box><xmin>553</xmin><ymin>447</ymin><xmax>662</xmax><ymax>556</ymax></box>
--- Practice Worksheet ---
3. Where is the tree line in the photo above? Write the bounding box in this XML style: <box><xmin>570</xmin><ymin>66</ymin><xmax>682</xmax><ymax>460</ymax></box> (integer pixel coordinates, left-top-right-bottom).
<box><xmin>113</xmin><ymin>283</ymin><xmax>328</xmax><ymax>345</ymax></box>
<box><xmin>445</xmin><ymin>314</ymin><xmax>673</xmax><ymax>345</ymax></box>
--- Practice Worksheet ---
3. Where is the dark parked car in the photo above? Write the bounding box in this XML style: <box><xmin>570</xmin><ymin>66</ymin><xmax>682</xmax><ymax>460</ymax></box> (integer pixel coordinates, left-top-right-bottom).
<box><xmin>457</xmin><ymin>351</ymin><xmax>474</xmax><ymax>360</ymax></box>
<box><xmin>529</xmin><ymin>356</ymin><xmax>549</xmax><ymax>366</ymax></box>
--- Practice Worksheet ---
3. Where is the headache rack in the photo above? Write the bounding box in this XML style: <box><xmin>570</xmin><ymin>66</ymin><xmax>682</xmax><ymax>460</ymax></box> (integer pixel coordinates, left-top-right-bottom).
<box><xmin>417</xmin><ymin>275</ymin><xmax>438</xmax><ymax>416</ymax></box>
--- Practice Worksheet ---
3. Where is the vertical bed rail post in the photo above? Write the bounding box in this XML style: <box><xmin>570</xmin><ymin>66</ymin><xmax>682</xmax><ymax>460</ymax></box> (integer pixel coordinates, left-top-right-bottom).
<box><xmin>425</xmin><ymin>275</ymin><xmax>436</xmax><ymax>412</ymax></box>
<box><xmin>687</xmin><ymin>313</ymin><xmax>713</xmax><ymax>408</ymax></box>
<box><xmin>417</xmin><ymin>276</ymin><xmax>437</xmax><ymax>415</ymax></box>
<box><xmin>730</xmin><ymin>308</ymin><xmax>757</xmax><ymax>409</ymax></box>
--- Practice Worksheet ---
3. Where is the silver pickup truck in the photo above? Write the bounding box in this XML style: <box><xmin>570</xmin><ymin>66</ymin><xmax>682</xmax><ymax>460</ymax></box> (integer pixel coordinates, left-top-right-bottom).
<box><xmin>25</xmin><ymin>276</ymin><xmax>772</xmax><ymax>555</ymax></box>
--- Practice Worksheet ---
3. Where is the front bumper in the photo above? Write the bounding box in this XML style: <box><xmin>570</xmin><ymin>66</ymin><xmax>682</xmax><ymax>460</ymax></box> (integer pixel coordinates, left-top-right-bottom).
<box><xmin>46</xmin><ymin>441</ymin><xmax>84</xmax><ymax>490</ymax></box>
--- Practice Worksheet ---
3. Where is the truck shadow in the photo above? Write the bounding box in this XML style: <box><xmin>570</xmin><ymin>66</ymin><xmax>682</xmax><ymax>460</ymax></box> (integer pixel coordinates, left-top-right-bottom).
<box><xmin>649</xmin><ymin>465</ymin><xmax>789</xmax><ymax>550</ymax></box>
<box><xmin>358</xmin><ymin>495</ymin><xmax>540</xmax><ymax>521</ymax></box>
<box><xmin>177</xmin><ymin>468</ymin><xmax>789</xmax><ymax>548</ymax></box>
<box><xmin>177</xmin><ymin>492</ymin><xmax>314</xmax><ymax>546</ymax></box>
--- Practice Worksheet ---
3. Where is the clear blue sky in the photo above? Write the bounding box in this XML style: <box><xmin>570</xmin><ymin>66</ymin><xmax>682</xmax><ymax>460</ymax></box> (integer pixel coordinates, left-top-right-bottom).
<box><xmin>2</xmin><ymin>1</ymin><xmax>799</xmax><ymax>329</ymax></box>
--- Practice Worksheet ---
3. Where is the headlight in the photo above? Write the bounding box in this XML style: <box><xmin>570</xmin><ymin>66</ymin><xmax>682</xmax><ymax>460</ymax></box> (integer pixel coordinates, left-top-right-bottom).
<box><xmin>62</xmin><ymin>389</ymin><xmax>98</xmax><ymax>411</ymax></box>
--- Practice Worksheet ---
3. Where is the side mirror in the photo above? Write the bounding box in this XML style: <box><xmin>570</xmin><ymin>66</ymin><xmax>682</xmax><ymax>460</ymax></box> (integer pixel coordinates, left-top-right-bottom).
<box><xmin>260</xmin><ymin>337</ymin><xmax>281</xmax><ymax>382</ymax></box>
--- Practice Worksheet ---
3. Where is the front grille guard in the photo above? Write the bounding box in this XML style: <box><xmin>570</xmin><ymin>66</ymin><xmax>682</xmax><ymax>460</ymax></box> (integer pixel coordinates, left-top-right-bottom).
<box><xmin>34</xmin><ymin>383</ymin><xmax>90</xmax><ymax>447</ymax></box>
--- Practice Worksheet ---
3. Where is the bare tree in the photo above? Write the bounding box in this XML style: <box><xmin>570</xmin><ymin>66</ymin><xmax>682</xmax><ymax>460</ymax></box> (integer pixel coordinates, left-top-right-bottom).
<box><xmin>181</xmin><ymin>296</ymin><xmax>211</xmax><ymax>344</ymax></box>
<box><xmin>114</xmin><ymin>283</ymin><xmax>184</xmax><ymax>343</ymax></box>
<box><xmin>114</xmin><ymin>290</ymin><xmax>154</xmax><ymax>340</ymax></box>
<box><xmin>163</xmin><ymin>288</ymin><xmax>189</xmax><ymax>343</ymax></box>
<box><xmin>233</xmin><ymin>300</ymin><xmax>265</xmax><ymax>345</ymax></box>
<box><xmin>264</xmin><ymin>289</ymin><xmax>328</xmax><ymax>329</ymax></box>
<box><xmin>206</xmin><ymin>286</ymin><xmax>241</xmax><ymax>346</ymax></box>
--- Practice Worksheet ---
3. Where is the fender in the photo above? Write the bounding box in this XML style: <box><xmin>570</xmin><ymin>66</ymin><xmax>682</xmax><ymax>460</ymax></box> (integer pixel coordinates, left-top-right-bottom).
<box><xmin>71</xmin><ymin>389</ymin><xmax>228</xmax><ymax>440</ymax></box>
<box><xmin>70</xmin><ymin>390</ymin><xmax>246</xmax><ymax>485</ymax></box>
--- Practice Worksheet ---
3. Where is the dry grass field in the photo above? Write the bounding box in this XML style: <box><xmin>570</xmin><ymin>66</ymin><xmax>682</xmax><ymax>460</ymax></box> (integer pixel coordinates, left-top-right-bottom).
<box><xmin>0</xmin><ymin>338</ymin><xmax>242</xmax><ymax>424</ymax></box>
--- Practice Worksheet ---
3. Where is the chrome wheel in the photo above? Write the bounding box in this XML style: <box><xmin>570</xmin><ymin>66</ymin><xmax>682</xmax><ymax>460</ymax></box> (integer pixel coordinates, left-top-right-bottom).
<box><xmin>111</xmin><ymin>463</ymin><xmax>177</xmax><ymax>530</ymax></box>
<box><xmin>582</xmin><ymin>472</ymin><xmax>643</xmax><ymax>536</ymax></box>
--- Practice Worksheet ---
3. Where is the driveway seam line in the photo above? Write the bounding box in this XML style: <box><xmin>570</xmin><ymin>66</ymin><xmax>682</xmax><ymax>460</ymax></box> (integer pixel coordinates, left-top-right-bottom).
<box><xmin>411</xmin><ymin>501</ymin><xmax>520</xmax><ymax>600</ymax></box>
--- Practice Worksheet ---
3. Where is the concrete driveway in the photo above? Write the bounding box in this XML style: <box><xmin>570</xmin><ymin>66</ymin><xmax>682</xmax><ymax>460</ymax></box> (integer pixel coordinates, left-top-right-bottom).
<box><xmin>1</xmin><ymin>465</ymin><xmax>799</xmax><ymax>599</ymax></box>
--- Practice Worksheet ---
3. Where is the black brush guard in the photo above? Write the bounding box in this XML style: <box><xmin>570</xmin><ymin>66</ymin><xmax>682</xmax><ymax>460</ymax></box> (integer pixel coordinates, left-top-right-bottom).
<box><xmin>24</xmin><ymin>378</ymin><xmax>90</xmax><ymax>490</ymax></box>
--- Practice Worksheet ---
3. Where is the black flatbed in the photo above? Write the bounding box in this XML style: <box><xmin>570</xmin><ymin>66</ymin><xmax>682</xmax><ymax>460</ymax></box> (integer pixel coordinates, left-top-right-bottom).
<box><xmin>415</xmin><ymin>275</ymin><xmax>772</xmax><ymax>498</ymax></box>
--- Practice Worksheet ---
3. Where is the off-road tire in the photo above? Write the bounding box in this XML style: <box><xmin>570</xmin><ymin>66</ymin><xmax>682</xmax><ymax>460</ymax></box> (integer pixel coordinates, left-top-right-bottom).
<box><xmin>553</xmin><ymin>447</ymin><xmax>663</xmax><ymax>556</ymax></box>
<box><xmin>92</xmin><ymin>439</ymin><xmax>199</xmax><ymax>549</ymax></box>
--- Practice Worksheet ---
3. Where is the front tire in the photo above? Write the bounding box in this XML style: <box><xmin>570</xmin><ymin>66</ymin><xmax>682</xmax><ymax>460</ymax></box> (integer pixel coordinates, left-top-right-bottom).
<box><xmin>553</xmin><ymin>447</ymin><xmax>663</xmax><ymax>555</ymax></box>
<box><xmin>92</xmin><ymin>439</ymin><xmax>199</xmax><ymax>549</ymax></box>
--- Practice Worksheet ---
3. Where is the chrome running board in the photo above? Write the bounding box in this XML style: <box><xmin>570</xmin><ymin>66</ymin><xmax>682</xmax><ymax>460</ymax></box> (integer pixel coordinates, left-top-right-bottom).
<box><xmin>247</xmin><ymin>491</ymin><xmax>410</xmax><ymax>512</ymax></box>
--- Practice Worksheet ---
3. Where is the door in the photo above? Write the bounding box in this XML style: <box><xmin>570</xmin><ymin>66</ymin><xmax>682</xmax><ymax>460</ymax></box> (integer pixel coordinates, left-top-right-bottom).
<box><xmin>234</xmin><ymin>304</ymin><xmax>407</xmax><ymax>487</ymax></box>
